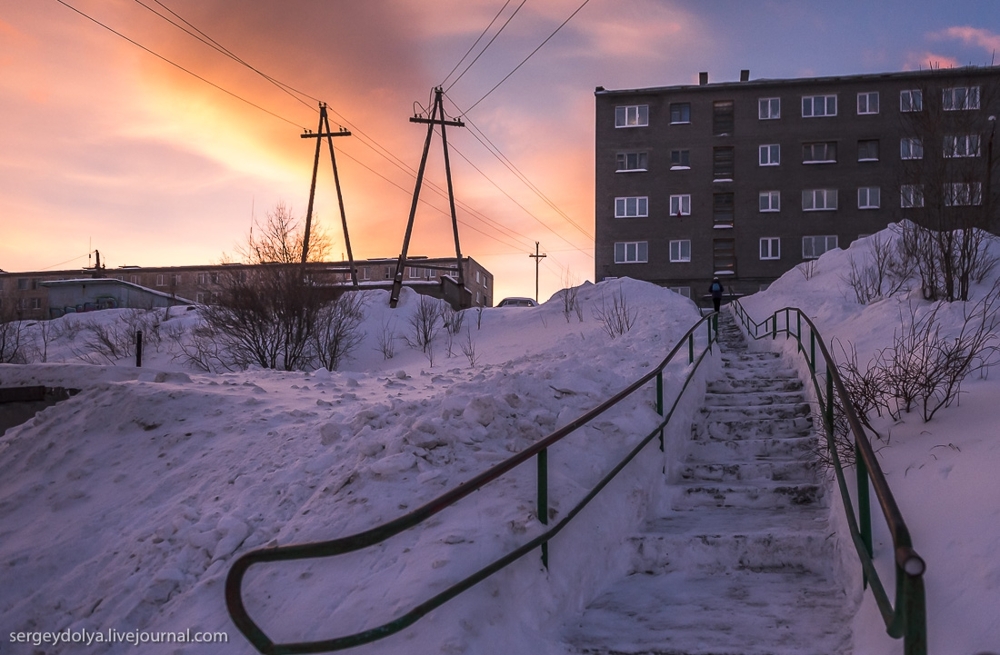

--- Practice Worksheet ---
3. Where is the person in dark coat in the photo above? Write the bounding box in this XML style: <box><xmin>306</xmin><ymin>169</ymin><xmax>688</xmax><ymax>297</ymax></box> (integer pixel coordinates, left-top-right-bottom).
<box><xmin>709</xmin><ymin>277</ymin><xmax>724</xmax><ymax>312</ymax></box>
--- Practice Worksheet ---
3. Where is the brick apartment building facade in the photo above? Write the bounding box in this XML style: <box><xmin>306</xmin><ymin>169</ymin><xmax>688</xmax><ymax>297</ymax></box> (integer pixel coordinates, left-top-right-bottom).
<box><xmin>0</xmin><ymin>256</ymin><xmax>494</xmax><ymax>319</ymax></box>
<box><xmin>595</xmin><ymin>66</ymin><xmax>1000</xmax><ymax>305</ymax></box>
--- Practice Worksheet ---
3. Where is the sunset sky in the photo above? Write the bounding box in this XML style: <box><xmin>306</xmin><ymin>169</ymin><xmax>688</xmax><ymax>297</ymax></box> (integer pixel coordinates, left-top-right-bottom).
<box><xmin>2</xmin><ymin>1</ymin><xmax>1000</xmax><ymax>302</ymax></box>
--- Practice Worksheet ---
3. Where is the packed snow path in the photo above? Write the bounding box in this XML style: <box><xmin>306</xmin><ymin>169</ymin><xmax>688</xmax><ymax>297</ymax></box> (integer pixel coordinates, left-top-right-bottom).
<box><xmin>562</xmin><ymin>312</ymin><xmax>854</xmax><ymax>655</ymax></box>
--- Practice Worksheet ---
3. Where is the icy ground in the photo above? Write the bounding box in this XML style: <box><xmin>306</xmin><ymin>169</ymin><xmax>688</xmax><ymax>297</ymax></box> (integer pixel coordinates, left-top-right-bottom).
<box><xmin>2</xmin><ymin>227</ymin><xmax>1000</xmax><ymax>653</ymax></box>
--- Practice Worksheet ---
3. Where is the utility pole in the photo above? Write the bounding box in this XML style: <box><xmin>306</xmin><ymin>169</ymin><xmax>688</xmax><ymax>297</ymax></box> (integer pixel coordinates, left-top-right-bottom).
<box><xmin>389</xmin><ymin>87</ymin><xmax>465</xmax><ymax>308</ymax></box>
<box><xmin>529</xmin><ymin>242</ymin><xmax>546</xmax><ymax>303</ymax></box>
<box><xmin>300</xmin><ymin>103</ymin><xmax>358</xmax><ymax>287</ymax></box>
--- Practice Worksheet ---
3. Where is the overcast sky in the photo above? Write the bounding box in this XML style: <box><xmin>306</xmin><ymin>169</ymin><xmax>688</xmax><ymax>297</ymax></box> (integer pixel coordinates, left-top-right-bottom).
<box><xmin>2</xmin><ymin>0</ymin><xmax>999</xmax><ymax>301</ymax></box>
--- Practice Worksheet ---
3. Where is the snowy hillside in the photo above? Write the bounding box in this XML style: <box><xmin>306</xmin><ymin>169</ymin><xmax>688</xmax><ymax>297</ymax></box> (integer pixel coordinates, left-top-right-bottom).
<box><xmin>2</xmin><ymin>229</ymin><xmax>999</xmax><ymax>654</ymax></box>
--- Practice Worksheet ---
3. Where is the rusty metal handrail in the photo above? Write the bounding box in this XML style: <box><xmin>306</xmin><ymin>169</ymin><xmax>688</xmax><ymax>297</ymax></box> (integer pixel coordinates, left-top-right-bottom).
<box><xmin>226</xmin><ymin>313</ymin><xmax>720</xmax><ymax>654</ymax></box>
<box><xmin>730</xmin><ymin>301</ymin><xmax>927</xmax><ymax>655</ymax></box>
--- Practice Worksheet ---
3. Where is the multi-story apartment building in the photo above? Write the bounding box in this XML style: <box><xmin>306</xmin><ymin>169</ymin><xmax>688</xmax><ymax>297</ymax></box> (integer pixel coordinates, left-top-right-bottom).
<box><xmin>0</xmin><ymin>256</ymin><xmax>494</xmax><ymax>319</ymax></box>
<box><xmin>595</xmin><ymin>67</ymin><xmax>1000</xmax><ymax>305</ymax></box>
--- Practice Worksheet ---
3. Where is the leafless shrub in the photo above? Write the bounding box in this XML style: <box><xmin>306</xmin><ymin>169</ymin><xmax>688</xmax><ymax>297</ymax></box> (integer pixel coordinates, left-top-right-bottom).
<box><xmin>899</xmin><ymin>222</ymin><xmax>999</xmax><ymax>303</ymax></box>
<box><xmin>170</xmin><ymin>323</ymin><xmax>242</xmax><ymax>372</ymax></box>
<box><xmin>442</xmin><ymin>306</ymin><xmax>465</xmax><ymax>358</ymax></box>
<box><xmin>843</xmin><ymin>231</ymin><xmax>913</xmax><ymax>304</ymax></box>
<box><xmin>560</xmin><ymin>274</ymin><xmax>580</xmax><ymax>324</ymax></box>
<box><xmin>405</xmin><ymin>295</ymin><xmax>443</xmax><ymax>354</ymax></box>
<box><xmin>460</xmin><ymin>328</ymin><xmax>479</xmax><ymax>368</ymax></box>
<box><xmin>0</xmin><ymin>309</ymin><xmax>28</xmax><ymax>364</ymax></box>
<box><xmin>313</xmin><ymin>293</ymin><xmax>367</xmax><ymax>371</ymax></box>
<box><xmin>593</xmin><ymin>285</ymin><xmax>637</xmax><ymax>338</ymax></box>
<box><xmin>75</xmin><ymin>309</ymin><xmax>162</xmax><ymax>364</ymax></box>
<box><xmin>476</xmin><ymin>306</ymin><xmax>484</xmax><ymax>330</ymax></box>
<box><xmin>376</xmin><ymin>319</ymin><xmax>398</xmax><ymax>360</ymax></box>
<box><xmin>796</xmin><ymin>260</ymin><xmax>819</xmax><ymax>281</ymax></box>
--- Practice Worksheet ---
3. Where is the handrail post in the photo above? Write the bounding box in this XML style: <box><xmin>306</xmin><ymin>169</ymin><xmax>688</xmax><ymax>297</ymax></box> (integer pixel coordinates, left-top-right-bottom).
<box><xmin>656</xmin><ymin>372</ymin><xmax>664</xmax><ymax>452</ymax></box>
<box><xmin>537</xmin><ymin>448</ymin><xmax>549</xmax><ymax>568</ymax></box>
<box><xmin>784</xmin><ymin>308</ymin><xmax>790</xmax><ymax>340</ymax></box>
<box><xmin>825</xmin><ymin>369</ymin><xmax>834</xmax><ymax>437</ymax></box>
<box><xmin>771</xmin><ymin>315</ymin><xmax>777</xmax><ymax>340</ymax></box>
<box><xmin>706</xmin><ymin>318</ymin><xmax>713</xmax><ymax>354</ymax></box>
<box><xmin>856</xmin><ymin>442</ymin><xmax>873</xmax><ymax>589</ymax></box>
<box><xmin>903</xmin><ymin>573</ymin><xmax>928</xmax><ymax>655</ymax></box>
<box><xmin>810</xmin><ymin>330</ymin><xmax>817</xmax><ymax>374</ymax></box>
<box><xmin>688</xmin><ymin>333</ymin><xmax>694</xmax><ymax>364</ymax></box>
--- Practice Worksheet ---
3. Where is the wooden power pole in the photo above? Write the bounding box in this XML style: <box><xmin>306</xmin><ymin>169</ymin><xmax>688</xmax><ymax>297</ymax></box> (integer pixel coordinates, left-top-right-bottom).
<box><xmin>389</xmin><ymin>87</ymin><xmax>465</xmax><ymax>308</ymax></box>
<box><xmin>529</xmin><ymin>242</ymin><xmax>546</xmax><ymax>303</ymax></box>
<box><xmin>300</xmin><ymin>103</ymin><xmax>358</xmax><ymax>287</ymax></box>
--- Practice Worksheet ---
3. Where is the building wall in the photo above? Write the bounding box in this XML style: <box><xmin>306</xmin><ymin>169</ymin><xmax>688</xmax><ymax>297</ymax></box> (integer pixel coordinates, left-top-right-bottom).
<box><xmin>595</xmin><ymin>67</ymin><xmax>1000</xmax><ymax>304</ymax></box>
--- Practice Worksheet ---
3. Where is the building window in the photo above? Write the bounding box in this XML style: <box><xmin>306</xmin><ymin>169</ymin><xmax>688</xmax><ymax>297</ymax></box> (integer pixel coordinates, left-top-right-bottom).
<box><xmin>670</xmin><ymin>149</ymin><xmax>690</xmax><ymax>169</ymax></box>
<box><xmin>170</xmin><ymin>274</ymin><xmax>182</xmax><ymax>286</ymax></box>
<box><xmin>17</xmin><ymin>278</ymin><xmax>29</xmax><ymax>290</ymax></box>
<box><xmin>900</xmin><ymin>137</ymin><xmax>923</xmax><ymax>160</ymax></box>
<box><xmin>802</xmin><ymin>142</ymin><xmax>837</xmax><ymax>163</ymax></box>
<box><xmin>943</xmin><ymin>135</ymin><xmax>981</xmax><ymax>158</ymax></box>
<box><xmin>901</xmin><ymin>184</ymin><xmax>924</xmax><ymax>208</ymax></box>
<box><xmin>760</xmin><ymin>237</ymin><xmax>780</xmax><ymax>260</ymax></box>
<box><xmin>409</xmin><ymin>267</ymin><xmax>422</xmax><ymax>279</ymax></box>
<box><xmin>615</xmin><ymin>196</ymin><xmax>648</xmax><ymax>218</ymax></box>
<box><xmin>130</xmin><ymin>275</ymin><xmax>140</xmax><ymax>284</ymax></box>
<box><xmin>857</xmin><ymin>91</ymin><xmax>879</xmax><ymax>114</ymax></box>
<box><xmin>858</xmin><ymin>139</ymin><xmax>879</xmax><ymax>162</ymax></box>
<box><xmin>900</xmin><ymin>89</ymin><xmax>923</xmax><ymax>112</ymax></box>
<box><xmin>802</xmin><ymin>189</ymin><xmax>838</xmax><ymax>211</ymax></box>
<box><xmin>942</xmin><ymin>86</ymin><xmax>980</xmax><ymax>111</ymax></box>
<box><xmin>802</xmin><ymin>94</ymin><xmax>837</xmax><ymax>117</ymax></box>
<box><xmin>616</xmin><ymin>151</ymin><xmax>648</xmax><ymax>171</ymax></box>
<box><xmin>669</xmin><ymin>103</ymin><xmax>691</xmax><ymax>124</ymax></box>
<box><xmin>713</xmin><ymin>100</ymin><xmax>734</xmax><ymax>136</ymax></box>
<box><xmin>615</xmin><ymin>105</ymin><xmax>648</xmax><ymax>127</ymax></box>
<box><xmin>944</xmin><ymin>183</ymin><xmax>982</xmax><ymax>206</ymax></box>
<box><xmin>155</xmin><ymin>274</ymin><xmax>165</xmax><ymax>287</ymax></box>
<box><xmin>669</xmin><ymin>194</ymin><xmax>691</xmax><ymax>216</ymax></box>
<box><xmin>360</xmin><ymin>267</ymin><xmax>370</xmax><ymax>280</ymax></box>
<box><xmin>758</xmin><ymin>97</ymin><xmax>780</xmax><ymax>119</ymax></box>
<box><xmin>669</xmin><ymin>287</ymin><xmax>691</xmax><ymax>299</ymax></box>
<box><xmin>669</xmin><ymin>240</ymin><xmax>691</xmax><ymax>263</ymax></box>
<box><xmin>196</xmin><ymin>292</ymin><xmax>206</xmax><ymax>304</ymax></box>
<box><xmin>802</xmin><ymin>235</ymin><xmax>838</xmax><ymax>259</ymax></box>
<box><xmin>615</xmin><ymin>241</ymin><xmax>648</xmax><ymax>263</ymax></box>
<box><xmin>759</xmin><ymin>190</ymin><xmax>781</xmax><ymax>212</ymax></box>
<box><xmin>713</xmin><ymin>192</ymin><xmax>734</xmax><ymax>228</ymax></box>
<box><xmin>30</xmin><ymin>297</ymin><xmax>42</xmax><ymax>310</ymax></box>
<box><xmin>858</xmin><ymin>187</ymin><xmax>881</xmax><ymax>209</ymax></box>
<box><xmin>759</xmin><ymin>144</ymin><xmax>780</xmax><ymax>166</ymax></box>
<box><xmin>713</xmin><ymin>147</ymin><xmax>734</xmax><ymax>181</ymax></box>
<box><xmin>197</xmin><ymin>272</ymin><xmax>208</xmax><ymax>285</ymax></box>
<box><xmin>713</xmin><ymin>238</ymin><xmax>736</xmax><ymax>274</ymax></box>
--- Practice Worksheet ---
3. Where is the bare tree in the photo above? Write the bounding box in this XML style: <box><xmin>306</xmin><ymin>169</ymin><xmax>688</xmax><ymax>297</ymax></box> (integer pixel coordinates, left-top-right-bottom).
<box><xmin>0</xmin><ymin>305</ymin><xmax>27</xmax><ymax>364</ymax></box>
<box><xmin>842</xmin><ymin>229</ymin><xmax>914</xmax><ymax>304</ymax></box>
<box><xmin>375</xmin><ymin>319</ymin><xmax>398</xmax><ymax>360</ymax></box>
<box><xmin>593</xmin><ymin>285</ymin><xmax>637</xmax><ymax>338</ymax></box>
<box><xmin>405</xmin><ymin>295</ymin><xmax>443</xmax><ymax>354</ymax></box>
<box><xmin>313</xmin><ymin>292</ymin><xmax>367</xmax><ymax>371</ymax></box>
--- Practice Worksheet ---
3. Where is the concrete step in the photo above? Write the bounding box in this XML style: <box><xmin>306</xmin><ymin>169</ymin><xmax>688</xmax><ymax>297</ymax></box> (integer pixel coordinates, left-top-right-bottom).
<box><xmin>667</xmin><ymin>481</ymin><xmax>825</xmax><ymax>510</ymax></box>
<box><xmin>692</xmin><ymin>416</ymin><xmax>814</xmax><ymax>441</ymax></box>
<box><xmin>703</xmin><ymin>389</ymin><xmax>807</xmax><ymax>407</ymax></box>
<box><xmin>706</xmin><ymin>377</ymin><xmax>803</xmax><ymax>393</ymax></box>
<box><xmin>679</xmin><ymin>459</ymin><xmax>819</xmax><ymax>483</ymax></box>
<box><xmin>686</xmin><ymin>434</ymin><xmax>818</xmax><ymax>460</ymax></box>
<box><xmin>697</xmin><ymin>402</ymin><xmax>812</xmax><ymax>422</ymax></box>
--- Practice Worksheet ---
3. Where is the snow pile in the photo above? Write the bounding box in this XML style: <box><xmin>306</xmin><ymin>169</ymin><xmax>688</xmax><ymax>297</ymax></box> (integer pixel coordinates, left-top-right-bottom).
<box><xmin>0</xmin><ymin>279</ymin><xmax>704</xmax><ymax>654</ymax></box>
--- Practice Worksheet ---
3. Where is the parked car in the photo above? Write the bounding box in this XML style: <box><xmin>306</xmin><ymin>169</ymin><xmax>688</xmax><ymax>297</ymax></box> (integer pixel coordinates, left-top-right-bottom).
<box><xmin>496</xmin><ymin>297</ymin><xmax>538</xmax><ymax>307</ymax></box>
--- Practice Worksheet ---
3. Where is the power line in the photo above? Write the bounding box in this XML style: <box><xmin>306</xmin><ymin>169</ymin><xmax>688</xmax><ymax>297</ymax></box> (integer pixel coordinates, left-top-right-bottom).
<box><xmin>443</xmin><ymin>0</ymin><xmax>529</xmax><ymax>93</ymax></box>
<box><xmin>464</xmin><ymin>0</ymin><xmax>593</xmax><ymax>114</ymax></box>
<box><xmin>439</xmin><ymin>0</ymin><xmax>513</xmax><ymax>89</ymax></box>
<box><xmin>54</xmin><ymin>0</ymin><xmax>308</xmax><ymax>129</ymax></box>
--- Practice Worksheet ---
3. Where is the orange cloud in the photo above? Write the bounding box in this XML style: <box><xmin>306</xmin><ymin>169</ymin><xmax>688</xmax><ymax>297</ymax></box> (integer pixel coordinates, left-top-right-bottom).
<box><xmin>902</xmin><ymin>51</ymin><xmax>962</xmax><ymax>71</ymax></box>
<box><xmin>932</xmin><ymin>26</ymin><xmax>1000</xmax><ymax>55</ymax></box>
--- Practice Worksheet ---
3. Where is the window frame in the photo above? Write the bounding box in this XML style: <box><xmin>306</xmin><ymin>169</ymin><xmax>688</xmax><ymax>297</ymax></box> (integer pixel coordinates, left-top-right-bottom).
<box><xmin>669</xmin><ymin>239</ymin><xmax>692</xmax><ymax>263</ymax></box>
<box><xmin>858</xmin><ymin>186</ymin><xmax>881</xmax><ymax>209</ymax></box>
<box><xmin>942</xmin><ymin>86</ymin><xmax>981</xmax><ymax>111</ymax></box>
<box><xmin>614</xmin><ymin>241</ymin><xmax>649</xmax><ymax>264</ymax></box>
<box><xmin>614</xmin><ymin>196</ymin><xmax>649</xmax><ymax>218</ymax></box>
<box><xmin>802</xmin><ymin>235</ymin><xmax>838</xmax><ymax>260</ymax></box>
<box><xmin>614</xmin><ymin>105</ymin><xmax>649</xmax><ymax>127</ymax></box>
<box><xmin>759</xmin><ymin>237</ymin><xmax>780</xmax><ymax>260</ymax></box>
<box><xmin>858</xmin><ymin>139</ymin><xmax>879</xmax><ymax>162</ymax></box>
<box><xmin>758</xmin><ymin>144</ymin><xmax>780</xmax><ymax>166</ymax></box>
<box><xmin>759</xmin><ymin>190</ymin><xmax>781</xmax><ymax>213</ymax></box>
<box><xmin>900</xmin><ymin>137</ymin><xmax>924</xmax><ymax>160</ymax></box>
<box><xmin>802</xmin><ymin>188</ymin><xmax>838</xmax><ymax>211</ymax></box>
<box><xmin>758</xmin><ymin>97</ymin><xmax>780</xmax><ymax>120</ymax></box>
<box><xmin>901</xmin><ymin>184</ymin><xmax>924</xmax><ymax>208</ymax></box>
<box><xmin>615</xmin><ymin>151</ymin><xmax>649</xmax><ymax>172</ymax></box>
<box><xmin>943</xmin><ymin>134</ymin><xmax>981</xmax><ymax>158</ymax></box>
<box><xmin>857</xmin><ymin>91</ymin><xmax>879</xmax><ymax>115</ymax></box>
<box><xmin>669</xmin><ymin>149</ymin><xmax>690</xmax><ymax>169</ymax></box>
<box><xmin>900</xmin><ymin>89</ymin><xmax>923</xmax><ymax>112</ymax></box>
<box><xmin>669</xmin><ymin>194</ymin><xmax>691</xmax><ymax>216</ymax></box>
<box><xmin>802</xmin><ymin>141</ymin><xmax>837</xmax><ymax>164</ymax></box>
<box><xmin>944</xmin><ymin>182</ymin><xmax>983</xmax><ymax>207</ymax></box>
<box><xmin>669</xmin><ymin>102</ymin><xmax>691</xmax><ymax>125</ymax></box>
<box><xmin>802</xmin><ymin>94</ymin><xmax>837</xmax><ymax>117</ymax></box>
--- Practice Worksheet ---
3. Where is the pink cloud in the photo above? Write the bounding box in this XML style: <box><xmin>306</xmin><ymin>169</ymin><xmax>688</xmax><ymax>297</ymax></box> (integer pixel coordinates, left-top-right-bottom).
<box><xmin>902</xmin><ymin>51</ymin><xmax>962</xmax><ymax>71</ymax></box>
<box><xmin>933</xmin><ymin>26</ymin><xmax>1000</xmax><ymax>54</ymax></box>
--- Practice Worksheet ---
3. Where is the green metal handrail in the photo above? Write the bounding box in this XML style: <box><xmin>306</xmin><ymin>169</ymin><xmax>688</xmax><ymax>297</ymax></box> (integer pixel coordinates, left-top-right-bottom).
<box><xmin>225</xmin><ymin>314</ymin><xmax>720</xmax><ymax>654</ymax></box>
<box><xmin>730</xmin><ymin>301</ymin><xmax>927</xmax><ymax>655</ymax></box>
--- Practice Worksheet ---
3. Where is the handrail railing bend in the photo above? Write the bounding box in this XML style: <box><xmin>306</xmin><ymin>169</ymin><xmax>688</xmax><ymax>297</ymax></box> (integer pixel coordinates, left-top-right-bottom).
<box><xmin>226</xmin><ymin>313</ymin><xmax>720</xmax><ymax>654</ymax></box>
<box><xmin>730</xmin><ymin>300</ymin><xmax>927</xmax><ymax>655</ymax></box>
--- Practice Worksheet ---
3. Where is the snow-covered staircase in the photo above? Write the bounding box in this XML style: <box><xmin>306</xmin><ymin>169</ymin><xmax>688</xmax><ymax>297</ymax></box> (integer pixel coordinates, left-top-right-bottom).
<box><xmin>562</xmin><ymin>313</ymin><xmax>853</xmax><ymax>655</ymax></box>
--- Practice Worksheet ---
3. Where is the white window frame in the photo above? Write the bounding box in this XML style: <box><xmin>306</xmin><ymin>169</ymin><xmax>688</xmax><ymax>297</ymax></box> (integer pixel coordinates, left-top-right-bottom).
<box><xmin>669</xmin><ymin>194</ymin><xmax>691</xmax><ymax>216</ymax></box>
<box><xmin>900</xmin><ymin>137</ymin><xmax>923</xmax><ymax>160</ymax></box>
<box><xmin>943</xmin><ymin>134</ymin><xmax>981</xmax><ymax>158</ymax></box>
<box><xmin>670</xmin><ymin>149</ymin><xmax>690</xmax><ymax>170</ymax></box>
<box><xmin>942</xmin><ymin>86</ymin><xmax>980</xmax><ymax>111</ymax></box>
<box><xmin>858</xmin><ymin>187</ymin><xmax>881</xmax><ymax>209</ymax></box>
<box><xmin>615</xmin><ymin>196</ymin><xmax>648</xmax><ymax>218</ymax></box>
<box><xmin>901</xmin><ymin>185</ymin><xmax>924</xmax><ymax>208</ymax></box>
<box><xmin>615</xmin><ymin>105</ymin><xmax>648</xmax><ymax>127</ymax></box>
<box><xmin>802</xmin><ymin>142</ymin><xmax>837</xmax><ymax>164</ymax></box>
<box><xmin>802</xmin><ymin>235</ymin><xmax>838</xmax><ymax>259</ymax></box>
<box><xmin>858</xmin><ymin>140</ymin><xmax>879</xmax><ymax>162</ymax></box>
<box><xmin>170</xmin><ymin>274</ymin><xmax>182</xmax><ymax>286</ymax></box>
<box><xmin>944</xmin><ymin>183</ymin><xmax>982</xmax><ymax>207</ymax></box>
<box><xmin>758</xmin><ymin>97</ymin><xmax>780</xmax><ymax>119</ymax></box>
<box><xmin>669</xmin><ymin>240</ymin><xmax>691</xmax><ymax>263</ymax></box>
<box><xmin>669</xmin><ymin>287</ymin><xmax>692</xmax><ymax>299</ymax></box>
<box><xmin>758</xmin><ymin>144</ymin><xmax>780</xmax><ymax>166</ymax></box>
<box><xmin>759</xmin><ymin>237</ymin><xmax>780</xmax><ymax>260</ymax></box>
<box><xmin>616</xmin><ymin>151</ymin><xmax>648</xmax><ymax>171</ymax></box>
<box><xmin>155</xmin><ymin>274</ymin><xmax>165</xmax><ymax>287</ymax></box>
<box><xmin>409</xmin><ymin>267</ymin><xmax>422</xmax><ymax>279</ymax></box>
<box><xmin>759</xmin><ymin>190</ymin><xmax>780</xmax><ymax>213</ymax></box>
<box><xmin>614</xmin><ymin>241</ymin><xmax>648</xmax><ymax>264</ymax></box>
<box><xmin>802</xmin><ymin>94</ymin><xmax>837</xmax><ymax>117</ymax></box>
<box><xmin>900</xmin><ymin>89</ymin><xmax>923</xmax><ymax>112</ymax></box>
<box><xmin>802</xmin><ymin>189</ymin><xmax>838</xmax><ymax>211</ymax></box>
<box><xmin>857</xmin><ymin>91</ymin><xmax>879</xmax><ymax>114</ymax></box>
